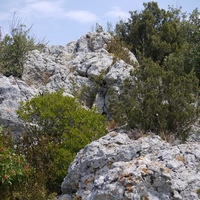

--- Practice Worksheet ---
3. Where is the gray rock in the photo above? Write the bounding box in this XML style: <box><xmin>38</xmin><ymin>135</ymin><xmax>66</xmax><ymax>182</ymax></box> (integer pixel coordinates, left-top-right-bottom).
<box><xmin>187</xmin><ymin>118</ymin><xmax>200</xmax><ymax>142</ymax></box>
<box><xmin>105</xmin><ymin>60</ymin><xmax>133</xmax><ymax>85</ymax></box>
<box><xmin>60</xmin><ymin>130</ymin><xmax>200</xmax><ymax>200</ymax></box>
<box><xmin>0</xmin><ymin>75</ymin><xmax>38</xmax><ymax>134</ymax></box>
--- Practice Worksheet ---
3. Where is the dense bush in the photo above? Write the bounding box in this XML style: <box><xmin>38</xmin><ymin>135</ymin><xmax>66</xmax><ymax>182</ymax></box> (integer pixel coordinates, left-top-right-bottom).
<box><xmin>0</xmin><ymin>126</ymin><xmax>58</xmax><ymax>200</ymax></box>
<box><xmin>115</xmin><ymin>2</ymin><xmax>200</xmax><ymax>78</ymax></box>
<box><xmin>115</xmin><ymin>2</ymin><xmax>185</xmax><ymax>62</ymax></box>
<box><xmin>110</xmin><ymin>56</ymin><xmax>199</xmax><ymax>140</ymax></box>
<box><xmin>17</xmin><ymin>90</ymin><xmax>106</xmax><ymax>194</ymax></box>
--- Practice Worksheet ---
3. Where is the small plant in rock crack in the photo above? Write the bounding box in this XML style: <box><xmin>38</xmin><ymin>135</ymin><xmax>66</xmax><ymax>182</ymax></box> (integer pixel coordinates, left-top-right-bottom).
<box><xmin>106</xmin><ymin>37</ymin><xmax>136</xmax><ymax>66</ymax></box>
<box><xmin>196</xmin><ymin>188</ymin><xmax>200</xmax><ymax>197</ymax></box>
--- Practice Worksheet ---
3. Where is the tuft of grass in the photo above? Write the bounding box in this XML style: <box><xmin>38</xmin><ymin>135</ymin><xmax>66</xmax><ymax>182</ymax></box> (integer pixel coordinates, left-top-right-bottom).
<box><xmin>196</xmin><ymin>188</ymin><xmax>200</xmax><ymax>197</ymax></box>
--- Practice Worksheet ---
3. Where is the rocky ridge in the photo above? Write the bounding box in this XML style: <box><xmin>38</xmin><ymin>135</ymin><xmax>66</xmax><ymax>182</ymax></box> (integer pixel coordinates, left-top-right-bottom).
<box><xmin>0</xmin><ymin>31</ymin><xmax>137</xmax><ymax>132</ymax></box>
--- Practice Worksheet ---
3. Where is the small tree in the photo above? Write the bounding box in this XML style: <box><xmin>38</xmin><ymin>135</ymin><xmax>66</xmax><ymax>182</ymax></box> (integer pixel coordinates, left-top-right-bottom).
<box><xmin>0</xmin><ymin>13</ymin><xmax>46</xmax><ymax>78</ymax></box>
<box><xmin>17</xmin><ymin>90</ymin><xmax>106</xmax><ymax>194</ymax></box>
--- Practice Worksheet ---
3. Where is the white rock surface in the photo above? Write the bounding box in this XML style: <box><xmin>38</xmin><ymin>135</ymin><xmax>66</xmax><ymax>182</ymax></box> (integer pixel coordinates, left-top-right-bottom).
<box><xmin>0</xmin><ymin>75</ymin><xmax>38</xmax><ymax>133</ymax></box>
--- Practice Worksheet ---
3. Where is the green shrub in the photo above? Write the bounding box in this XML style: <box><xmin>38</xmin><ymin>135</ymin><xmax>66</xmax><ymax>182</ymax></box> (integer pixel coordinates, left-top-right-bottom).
<box><xmin>72</xmin><ymin>71</ymin><xmax>106</xmax><ymax>108</ymax></box>
<box><xmin>114</xmin><ymin>2</ymin><xmax>188</xmax><ymax>64</ymax></box>
<box><xmin>106</xmin><ymin>37</ymin><xmax>135</xmax><ymax>65</ymax></box>
<box><xmin>107</xmin><ymin>2</ymin><xmax>200</xmax><ymax>140</ymax></box>
<box><xmin>114</xmin><ymin>3</ymin><xmax>200</xmax><ymax>83</ymax></box>
<box><xmin>17</xmin><ymin>90</ymin><xmax>106</xmax><ymax>194</ymax></box>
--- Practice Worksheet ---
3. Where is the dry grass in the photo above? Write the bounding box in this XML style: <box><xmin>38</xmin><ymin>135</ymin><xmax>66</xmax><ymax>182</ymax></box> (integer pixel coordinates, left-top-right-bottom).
<box><xmin>106</xmin><ymin>119</ymin><xmax>119</xmax><ymax>130</ymax></box>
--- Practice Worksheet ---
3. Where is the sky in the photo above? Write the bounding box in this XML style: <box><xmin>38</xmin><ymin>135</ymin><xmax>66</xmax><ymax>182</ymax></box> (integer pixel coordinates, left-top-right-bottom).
<box><xmin>0</xmin><ymin>0</ymin><xmax>199</xmax><ymax>45</ymax></box>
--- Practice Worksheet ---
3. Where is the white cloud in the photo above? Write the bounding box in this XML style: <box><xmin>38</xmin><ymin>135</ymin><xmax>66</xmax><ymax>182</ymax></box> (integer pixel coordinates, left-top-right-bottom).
<box><xmin>17</xmin><ymin>0</ymin><xmax>98</xmax><ymax>23</ymax></box>
<box><xmin>24</xmin><ymin>0</ymin><xmax>40</xmax><ymax>3</ymax></box>
<box><xmin>106</xmin><ymin>7</ymin><xmax>129</xmax><ymax>20</ymax></box>
<box><xmin>22</xmin><ymin>0</ymin><xmax>64</xmax><ymax>17</ymax></box>
<box><xmin>30</xmin><ymin>1</ymin><xmax>62</xmax><ymax>13</ymax></box>
<box><xmin>65</xmin><ymin>10</ymin><xmax>98</xmax><ymax>23</ymax></box>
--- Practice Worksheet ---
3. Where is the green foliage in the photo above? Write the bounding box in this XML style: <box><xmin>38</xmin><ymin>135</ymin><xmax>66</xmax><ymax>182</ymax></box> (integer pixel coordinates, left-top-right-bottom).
<box><xmin>17</xmin><ymin>90</ymin><xmax>106</xmax><ymax>194</ymax></box>
<box><xmin>183</xmin><ymin>8</ymin><xmax>200</xmax><ymax>80</ymax></box>
<box><xmin>0</xmin><ymin>13</ymin><xmax>46</xmax><ymax>78</ymax></box>
<box><xmin>95</xmin><ymin>23</ymin><xmax>104</xmax><ymax>33</ymax></box>
<box><xmin>0</xmin><ymin>128</ymin><xmax>27</xmax><ymax>187</ymax></box>
<box><xmin>110</xmin><ymin>57</ymin><xmax>199</xmax><ymax>140</ymax></box>
<box><xmin>72</xmin><ymin>71</ymin><xmax>107</xmax><ymax>108</ymax></box>
<box><xmin>114</xmin><ymin>2</ymin><xmax>200</xmax><ymax>82</ymax></box>
<box><xmin>0</xmin><ymin>126</ymin><xmax>32</xmax><ymax>199</ymax></box>
<box><xmin>115</xmin><ymin>2</ymin><xmax>188</xmax><ymax>64</ymax></box>
<box><xmin>91</xmin><ymin>23</ymin><xmax>104</xmax><ymax>33</ymax></box>
<box><xmin>108</xmin><ymin>2</ymin><xmax>200</xmax><ymax>140</ymax></box>
<box><xmin>106</xmin><ymin>22</ymin><xmax>114</xmax><ymax>35</ymax></box>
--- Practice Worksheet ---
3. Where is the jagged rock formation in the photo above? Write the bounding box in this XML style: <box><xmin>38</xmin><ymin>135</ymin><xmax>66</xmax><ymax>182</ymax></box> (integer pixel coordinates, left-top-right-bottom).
<box><xmin>22</xmin><ymin>31</ymin><xmax>137</xmax><ymax>112</ymax></box>
<box><xmin>0</xmin><ymin>31</ymin><xmax>137</xmax><ymax>131</ymax></box>
<box><xmin>60</xmin><ymin>129</ymin><xmax>200</xmax><ymax>200</ymax></box>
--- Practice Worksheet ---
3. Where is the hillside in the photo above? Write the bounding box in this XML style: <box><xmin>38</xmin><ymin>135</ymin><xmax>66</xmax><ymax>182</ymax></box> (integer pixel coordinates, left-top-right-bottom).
<box><xmin>0</xmin><ymin>31</ymin><xmax>200</xmax><ymax>200</ymax></box>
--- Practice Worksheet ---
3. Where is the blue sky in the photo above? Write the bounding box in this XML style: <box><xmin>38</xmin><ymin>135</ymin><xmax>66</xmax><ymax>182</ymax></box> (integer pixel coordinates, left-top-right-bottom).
<box><xmin>0</xmin><ymin>0</ymin><xmax>199</xmax><ymax>45</ymax></box>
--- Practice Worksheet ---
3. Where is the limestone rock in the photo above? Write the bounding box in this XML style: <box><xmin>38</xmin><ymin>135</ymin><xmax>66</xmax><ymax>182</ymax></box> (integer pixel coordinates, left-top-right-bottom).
<box><xmin>0</xmin><ymin>31</ymin><xmax>136</xmax><ymax>131</ymax></box>
<box><xmin>60</xmin><ymin>130</ymin><xmax>200</xmax><ymax>200</ymax></box>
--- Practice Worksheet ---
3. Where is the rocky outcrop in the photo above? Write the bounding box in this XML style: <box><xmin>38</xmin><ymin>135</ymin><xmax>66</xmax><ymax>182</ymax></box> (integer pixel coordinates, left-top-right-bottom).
<box><xmin>0</xmin><ymin>31</ymin><xmax>137</xmax><ymax>132</ymax></box>
<box><xmin>22</xmin><ymin>31</ymin><xmax>137</xmax><ymax>113</ymax></box>
<box><xmin>60</xmin><ymin>129</ymin><xmax>200</xmax><ymax>200</ymax></box>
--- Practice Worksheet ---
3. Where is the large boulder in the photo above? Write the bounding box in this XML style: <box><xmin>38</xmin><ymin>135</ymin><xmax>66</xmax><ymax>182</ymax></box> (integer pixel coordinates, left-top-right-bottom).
<box><xmin>60</xmin><ymin>129</ymin><xmax>200</xmax><ymax>200</ymax></box>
